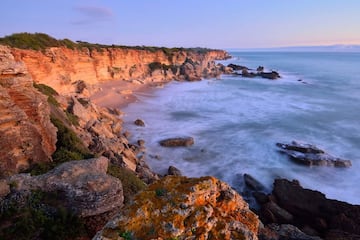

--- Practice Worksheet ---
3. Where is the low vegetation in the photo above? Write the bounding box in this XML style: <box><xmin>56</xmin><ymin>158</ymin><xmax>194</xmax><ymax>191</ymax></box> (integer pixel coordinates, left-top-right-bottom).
<box><xmin>148</xmin><ymin>62</ymin><xmax>178</xmax><ymax>74</ymax></box>
<box><xmin>0</xmin><ymin>32</ymin><xmax>215</xmax><ymax>56</ymax></box>
<box><xmin>107</xmin><ymin>164</ymin><xmax>146</xmax><ymax>203</ymax></box>
<box><xmin>0</xmin><ymin>190</ymin><xmax>87</xmax><ymax>240</ymax></box>
<box><xmin>28</xmin><ymin>115</ymin><xmax>92</xmax><ymax>175</ymax></box>
<box><xmin>33</xmin><ymin>82</ymin><xmax>60</xmax><ymax>107</ymax></box>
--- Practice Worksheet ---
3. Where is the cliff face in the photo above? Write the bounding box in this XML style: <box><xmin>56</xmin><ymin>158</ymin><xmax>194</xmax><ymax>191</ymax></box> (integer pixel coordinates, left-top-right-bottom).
<box><xmin>0</xmin><ymin>46</ymin><xmax>57</xmax><ymax>176</ymax></box>
<box><xmin>10</xmin><ymin>47</ymin><xmax>230</xmax><ymax>95</ymax></box>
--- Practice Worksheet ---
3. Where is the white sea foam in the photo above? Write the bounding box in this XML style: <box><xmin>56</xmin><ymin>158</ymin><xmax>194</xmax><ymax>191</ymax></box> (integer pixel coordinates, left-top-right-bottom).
<box><xmin>123</xmin><ymin>52</ymin><xmax>360</xmax><ymax>205</ymax></box>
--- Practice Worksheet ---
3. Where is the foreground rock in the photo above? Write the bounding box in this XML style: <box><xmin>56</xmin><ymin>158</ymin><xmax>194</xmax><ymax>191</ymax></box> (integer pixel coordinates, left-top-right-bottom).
<box><xmin>259</xmin><ymin>224</ymin><xmax>322</xmax><ymax>240</ymax></box>
<box><xmin>257</xmin><ymin>178</ymin><xmax>360</xmax><ymax>239</ymax></box>
<box><xmin>0</xmin><ymin>46</ymin><xmax>57</xmax><ymax>176</ymax></box>
<box><xmin>276</xmin><ymin>141</ymin><xmax>352</xmax><ymax>167</ymax></box>
<box><xmin>95</xmin><ymin>176</ymin><xmax>259</xmax><ymax>240</ymax></box>
<box><xmin>159</xmin><ymin>137</ymin><xmax>194</xmax><ymax>147</ymax></box>
<box><xmin>7</xmin><ymin>157</ymin><xmax>123</xmax><ymax>217</ymax></box>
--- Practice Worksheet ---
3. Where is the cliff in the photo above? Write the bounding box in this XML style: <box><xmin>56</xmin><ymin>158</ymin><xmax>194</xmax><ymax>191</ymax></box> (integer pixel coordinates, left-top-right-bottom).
<box><xmin>0</xmin><ymin>45</ymin><xmax>57</xmax><ymax>176</ymax></box>
<box><xmin>10</xmin><ymin>46</ymin><xmax>229</xmax><ymax>95</ymax></box>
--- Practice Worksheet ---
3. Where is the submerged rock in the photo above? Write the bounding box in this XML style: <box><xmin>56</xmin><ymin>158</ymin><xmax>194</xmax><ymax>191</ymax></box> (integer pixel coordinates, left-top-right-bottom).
<box><xmin>95</xmin><ymin>176</ymin><xmax>259</xmax><ymax>240</ymax></box>
<box><xmin>159</xmin><ymin>137</ymin><xmax>194</xmax><ymax>147</ymax></box>
<box><xmin>276</xmin><ymin>141</ymin><xmax>352</xmax><ymax>167</ymax></box>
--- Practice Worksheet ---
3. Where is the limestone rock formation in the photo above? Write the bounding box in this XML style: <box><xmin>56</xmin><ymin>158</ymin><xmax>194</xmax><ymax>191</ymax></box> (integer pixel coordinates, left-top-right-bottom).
<box><xmin>95</xmin><ymin>176</ymin><xmax>259</xmax><ymax>240</ymax></box>
<box><xmin>0</xmin><ymin>45</ymin><xmax>57</xmax><ymax>176</ymax></box>
<box><xmin>257</xmin><ymin>178</ymin><xmax>360</xmax><ymax>239</ymax></box>
<box><xmin>7</xmin><ymin>156</ymin><xmax>124</xmax><ymax>217</ymax></box>
<box><xmin>9</xmin><ymin>46</ymin><xmax>230</xmax><ymax>95</ymax></box>
<box><xmin>276</xmin><ymin>141</ymin><xmax>352</xmax><ymax>167</ymax></box>
<box><xmin>159</xmin><ymin>137</ymin><xmax>195</xmax><ymax>147</ymax></box>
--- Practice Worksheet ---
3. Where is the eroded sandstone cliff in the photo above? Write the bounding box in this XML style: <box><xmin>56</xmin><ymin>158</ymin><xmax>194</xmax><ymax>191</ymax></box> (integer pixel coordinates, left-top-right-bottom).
<box><xmin>0</xmin><ymin>45</ymin><xmax>57</xmax><ymax>176</ymax></box>
<box><xmin>10</xmin><ymin>46</ymin><xmax>230</xmax><ymax>95</ymax></box>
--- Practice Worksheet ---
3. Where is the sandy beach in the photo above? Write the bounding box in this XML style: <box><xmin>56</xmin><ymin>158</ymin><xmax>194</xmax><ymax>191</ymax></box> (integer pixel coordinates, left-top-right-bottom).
<box><xmin>90</xmin><ymin>80</ymin><xmax>163</xmax><ymax>109</ymax></box>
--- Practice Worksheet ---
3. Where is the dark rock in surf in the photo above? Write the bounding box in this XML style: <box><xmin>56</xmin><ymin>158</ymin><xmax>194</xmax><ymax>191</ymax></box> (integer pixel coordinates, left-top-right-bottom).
<box><xmin>134</xmin><ymin>119</ymin><xmax>145</xmax><ymax>127</ymax></box>
<box><xmin>276</xmin><ymin>141</ymin><xmax>352</xmax><ymax>167</ymax></box>
<box><xmin>159</xmin><ymin>137</ymin><xmax>194</xmax><ymax>147</ymax></box>
<box><xmin>241</xmin><ymin>69</ymin><xmax>257</xmax><ymax>78</ymax></box>
<box><xmin>256</xmin><ymin>178</ymin><xmax>360</xmax><ymax>239</ymax></box>
<box><xmin>257</xmin><ymin>66</ymin><xmax>265</xmax><ymax>73</ymax></box>
<box><xmin>227</xmin><ymin>63</ymin><xmax>250</xmax><ymax>71</ymax></box>
<box><xmin>244</xmin><ymin>173</ymin><xmax>266</xmax><ymax>191</ymax></box>
<box><xmin>272</xmin><ymin>179</ymin><xmax>360</xmax><ymax>237</ymax></box>
<box><xmin>259</xmin><ymin>224</ymin><xmax>322</xmax><ymax>240</ymax></box>
<box><xmin>260</xmin><ymin>71</ymin><xmax>281</xmax><ymax>80</ymax></box>
<box><xmin>167</xmin><ymin>166</ymin><xmax>182</xmax><ymax>176</ymax></box>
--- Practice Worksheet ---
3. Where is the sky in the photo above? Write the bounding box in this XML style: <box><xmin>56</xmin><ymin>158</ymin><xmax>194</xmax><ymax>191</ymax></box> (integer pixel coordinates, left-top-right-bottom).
<box><xmin>1</xmin><ymin>0</ymin><xmax>360</xmax><ymax>49</ymax></box>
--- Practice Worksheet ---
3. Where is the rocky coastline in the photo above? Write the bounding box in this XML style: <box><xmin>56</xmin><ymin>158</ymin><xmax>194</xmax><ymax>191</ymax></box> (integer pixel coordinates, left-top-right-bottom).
<box><xmin>1</xmin><ymin>34</ymin><xmax>359</xmax><ymax>240</ymax></box>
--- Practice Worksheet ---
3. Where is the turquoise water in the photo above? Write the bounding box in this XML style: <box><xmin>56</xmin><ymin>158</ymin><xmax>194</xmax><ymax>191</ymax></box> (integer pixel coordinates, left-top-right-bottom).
<box><xmin>123</xmin><ymin>52</ymin><xmax>360</xmax><ymax>204</ymax></box>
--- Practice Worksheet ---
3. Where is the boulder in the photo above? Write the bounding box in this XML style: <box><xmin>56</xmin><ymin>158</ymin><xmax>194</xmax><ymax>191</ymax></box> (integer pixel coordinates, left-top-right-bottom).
<box><xmin>167</xmin><ymin>165</ymin><xmax>182</xmax><ymax>176</ymax></box>
<box><xmin>257</xmin><ymin>66</ymin><xmax>265</xmax><ymax>73</ymax></box>
<box><xmin>259</xmin><ymin>224</ymin><xmax>322</xmax><ymax>240</ymax></box>
<box><xmin>228</xmin><ymin>63</ymin><xmax>250</xmax><ymax>71</ymax></box>
<box><xmin>8</xmin><ymin>157</ymin><xmax>124</xmax><ymax>217</ymax></box>
<box><xmin>244</xmin><ymin>173</ymin><xmax>266</xmax><ymax>191</ymax></box>
<box><xmin>94</xmin><ymin>176</ymin><xmax>259</xmax><ymax>240</ymax></box>
<box><xmin>260</xmin><ymin>71</ymin><xmax>281</xmax><ymax>80</ymax></box>
<box><xmin>276</xmin><ymin>141</ymin><xmax>352</xmax><ymax>167</ymax></box>
<box><xmin>137</xmin><ymin>139</ymin><xmax>145</xmax><ymax>147</ymax></box>
<box><xmin>134</xmin><ymin>118</ymin><xmax>145</xmax><ymax>127</ymax></box>
<box><xmin>273</xmin><ymin>179</ymin><xmax>360</xmax><ymax>237</ymax></box>
<box><xmin>0</xmin><ymin>179</ymin><xmax>10</xmax><ymax>198</ymax></box>
<box><xmin>242</xmin><ymin>69</ymin><xmax>257</xmax><ymax>78</ymax></box>
<box><xmin>70</xmin><ymin>96</ymin><xmax>92</xmax><ymax>123</ymax></box>
<box><xmin>159</xmin><ymin>137</ymin><xmax>194</xmax><ymax>147</ymax></box>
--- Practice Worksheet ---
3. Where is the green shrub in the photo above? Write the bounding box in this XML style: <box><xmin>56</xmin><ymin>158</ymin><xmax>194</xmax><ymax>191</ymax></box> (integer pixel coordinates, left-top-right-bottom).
<box><xmin>148</xmin><ymin>62</ymin><xmax>163</xmax><ymax>72</ymax></box>
<box><xmin>0</xmin><ymin>33</ymin><xmax>217</xmax><ymax>56</ymax></box>
<box><xmin>33</xmin><ymin>82</ymin><xmax>60</xmax><ymax>107</ymax></box>
<box><xmin>78</xmin><ymin>98</ymin><xmax>90</xmax><ymax>107</ymax></box>
<box><xmin>51</xmin><ymin>116</ymin><xmax>92</xmax><ymax>160</ymax></box>
<box><xmin>0</xmin><ymin>190</ymin><xmax>86</xmax><ymax>240</ymax></box>
<box><xmin>148</xmin><ymin>62</ymin><xmax>178</xmax><ymax>74</ymax></box>
<box><xmin>107</xmin><ymin>164</ymin><xmax>146</xmax><ymax>203</ymax></box>
<box><xmin>65</xmin><ymin>110</ymin><xmax>79</xmax><ymax>126</ymax></box>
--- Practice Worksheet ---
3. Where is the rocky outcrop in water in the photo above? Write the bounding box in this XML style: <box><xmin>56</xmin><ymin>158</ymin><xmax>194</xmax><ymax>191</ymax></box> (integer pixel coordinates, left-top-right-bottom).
<box><xmin>276</xmin><ymin>141</ymin><xmax>352</xmax><ymax>167</ymax></box>
<box><xmin>227</xmin><ymin>63</ymin><xmax>281</xmax><ymax>80</ymax></box>
<box><xmin>94</xmin><ymin>176</ymin><xmax>259</xmax><ymax>240</ymax></box>
<box><xmin>159</xmin><ymin>137</ymin><xmax>195</xmax><ymax>147</ymax></box>
<box><xmin>0</xmin><ymin>46</ymin><xmax>57</xmax><ymax>176</ymax></box>
<box><xmin>257</xmin><ymin>178</ymin><xmax>360</xmax><ymax>240</ymax></box>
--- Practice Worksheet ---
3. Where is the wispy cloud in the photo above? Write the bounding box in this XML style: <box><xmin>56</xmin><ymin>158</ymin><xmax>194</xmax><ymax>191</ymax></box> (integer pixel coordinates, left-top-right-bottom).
<box><xmin>72</xmin><ymin>5</ymin><xmax>113</xmax><ymax>25</ymax></box>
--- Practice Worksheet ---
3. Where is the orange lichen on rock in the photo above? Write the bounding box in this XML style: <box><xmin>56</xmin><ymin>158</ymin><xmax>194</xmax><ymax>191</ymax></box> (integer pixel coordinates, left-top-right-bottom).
<box><xmin>95</xmin><ymin>176</ymin><xmax>259</xmax><ymax>240</ymax></box>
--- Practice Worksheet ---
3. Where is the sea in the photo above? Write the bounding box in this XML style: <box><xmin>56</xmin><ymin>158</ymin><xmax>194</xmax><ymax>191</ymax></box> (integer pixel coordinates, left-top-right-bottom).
<box><xmin>122</xmin><ymin>51</ymin><xmax>360</xmax><ymax>205</ymax></box>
